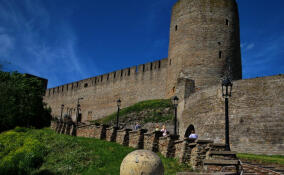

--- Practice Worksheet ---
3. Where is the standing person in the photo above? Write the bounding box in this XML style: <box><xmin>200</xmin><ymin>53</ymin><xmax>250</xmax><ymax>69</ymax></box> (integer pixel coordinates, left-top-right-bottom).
<box><xmin>189</xmin><ymin>130</ymin><xmax>198</xmax><ymax>139</ymax></box>
<box><xmin>161</xmin><ymin>124</ymin><xmax>167</xmax><ymax>137</ymax></box>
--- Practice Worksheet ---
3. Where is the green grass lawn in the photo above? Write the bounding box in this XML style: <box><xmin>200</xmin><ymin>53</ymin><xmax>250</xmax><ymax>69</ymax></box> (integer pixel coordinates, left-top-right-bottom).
<box><xmin>0</xmin><ymin>127</ymin><xmax>191</xmax><ymax>175</ymax></box>
<box><xmin>237</xmin><ymin>153</ymin><xmax>284</xmax><ymax>165</ymax></box>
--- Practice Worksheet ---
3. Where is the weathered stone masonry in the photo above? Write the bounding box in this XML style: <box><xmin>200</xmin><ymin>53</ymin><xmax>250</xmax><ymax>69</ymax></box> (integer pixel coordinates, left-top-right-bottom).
<box><xmin>52</xmin><ymin>121</ymin><xmax>236</xmax><ymax>171</ymax></box>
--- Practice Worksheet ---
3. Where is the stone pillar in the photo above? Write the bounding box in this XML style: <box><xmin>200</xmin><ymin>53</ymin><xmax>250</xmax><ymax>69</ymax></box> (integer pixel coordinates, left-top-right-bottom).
<box><xmin>71</xmin><ymin>123</ymin><xmax>77</xmax><ymax>136</ymax></box>
<box><xmin>190</xmin><ymin>140</ymin><xmax>213</xmax><ymax>170</ymax></box>
<box><xmin>50</xmin><ymin>120</ymin><xmax>57</xmax><ymax>130</ymax></box>
<box><xmin>128</xmin><ymin>129</ymin><xmax>148</xmax><ymax>149</ymax></box>
<box><xmin>174</xmin><ymin>138</ymin><xmax>196</xmax><ymax>163</ymax></box>
<box><xmin>116</xmin><ymin>129</ymin><xmax>132</xmax><ymax>146</ymax></box>
<box><xmin>105</xmin><ymin>127</ymin><xmax>119</xmax><ymax>142</ymax></box>
<box><xmin>65</xmin><ymin>122</ymin><xmax>73</xmax><ymax>135</ymax></box>
<box><xmin>93</xmin><ymin>124</ymin><xmax>108</xmax><ymax>140</ymax></box>
<box><xmin>56</xmin><ymin>121</ymin><xmax>63</xmax><ymax>133</ymax></box>
<box><xmin>158</xmin><ymin>135</ymin><xmax>180</xmax><ymax>158</ymax></box>
<box><xmin>144</xmin><ymin>131</ymin><xmax>162</xmax><ymax>152</ymax></box>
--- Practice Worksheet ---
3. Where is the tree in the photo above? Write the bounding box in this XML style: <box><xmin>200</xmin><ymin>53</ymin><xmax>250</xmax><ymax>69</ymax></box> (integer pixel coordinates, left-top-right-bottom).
<box><xmin>0</xmin><ymin>71</ymin><xmax>51</xmax><ymax>132</ymax></box>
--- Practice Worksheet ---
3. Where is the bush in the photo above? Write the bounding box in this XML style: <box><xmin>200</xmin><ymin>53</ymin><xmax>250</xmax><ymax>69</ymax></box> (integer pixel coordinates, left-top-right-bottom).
<box><xmin>0</xmin><ymin>129</ymin><xmax>48</xmax><ymax>175</ymax></box>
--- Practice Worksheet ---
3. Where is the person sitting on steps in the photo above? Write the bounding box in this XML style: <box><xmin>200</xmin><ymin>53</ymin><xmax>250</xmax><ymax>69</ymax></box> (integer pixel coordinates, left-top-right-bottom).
<box><xmin>155</xmin><ymin>124</ymin><xmax>160</xmax><ymax>132</ymax></box>
<box><xmin>160</xmin><ymin>124</ymin><xmax>167</xmax><ymax>137</ymax></box>
<box><xmin>188</xmin><ymin>130</ymin><xmax>198</xmax><ymax>139</ymax></box>
<box><xmin>134</xmin><ymin>122</ymin><xmax>141</xmax><ymax>130</ymax></box>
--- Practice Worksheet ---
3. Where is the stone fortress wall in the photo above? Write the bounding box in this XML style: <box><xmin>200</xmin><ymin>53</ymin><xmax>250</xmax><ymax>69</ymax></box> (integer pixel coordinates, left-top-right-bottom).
<box><xmin>44</xmin><ymin>59</ymin><xmax>169</xmax><ymax>121</ymax></box>
<box><xmin>179</xmin><ymin>75</ymin><xmax>284</xmax><ymax>155</ymax></box>
<box><xmin>44</xmin><ymin>0</ymin><xmax>284</xmax><ymax>155</ymax></box>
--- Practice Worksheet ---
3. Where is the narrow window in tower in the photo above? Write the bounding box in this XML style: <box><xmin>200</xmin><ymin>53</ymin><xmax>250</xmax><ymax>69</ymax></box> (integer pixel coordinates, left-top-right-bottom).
<box><xmin>114</xmin><ymin>72</ymin><xmax>116</xmax><ymax>79</ymax></box>
<box><xmin>143</xmin><ymin>64</ymin><xmax>145</xmax><ymax>72</ymax></box>
<box><xmin>107</xmin><ymin>74</ymin><xmax>109</xmax><ymax>80</ymax></box>
<box><xmin>128</xmin><ymin>68</ymin><xmax>131</xmax><ymax>76</ymax></box>
<box><xmin>121</xmin><ymin>70</ymin><xmax>123</xmax><ymax>77</ymax></box>
<box><xmin>84</xmin><ymin>83</ymin><xmax>88</xmax><ymax>88</ymax></box>
<box><xmin>169</xmin><ymin>59</ymin><xmax>172</xmax><ymax>65</ymax></box>
<box><xmin>219</xmin><ymin>51</ymin><xmax>222</xmax><ymax>58</ymax></box>
<box><xmin>62</xmin><ymin>86</ymin><xmax>64</xmax><ymax>92</ymax></box>
<box><xmin>175</xmin><ymin>25</ymin><xmax>178</xmax><ymax>31</ymax></box>
<box><xmin>158</xmin><ymin>61</ymin><xmax>161</xmax><ymax>68</ymax></box>
<box><xmin>226</xmin><ymin>19</ymin><xmax>229</xmax><ymax>26</ymax></box>
<box><xmin>95</xmin><ymin>77</ymin><xmax>97</xmax><ymax>84</ymax></box>
<box><xmin>101</xmin><ymin>75</ymin><xmax>103</xmax><ymax>82</ymax></box>
<box><xmin>76</xmin><ymin>82</ymin><xmax>79</xmax><ymax>87</ymax></box>
<box><xmin>150</xmin><ymin>63</ymin><xmax>153</xmax><ymax>70</ymax></box>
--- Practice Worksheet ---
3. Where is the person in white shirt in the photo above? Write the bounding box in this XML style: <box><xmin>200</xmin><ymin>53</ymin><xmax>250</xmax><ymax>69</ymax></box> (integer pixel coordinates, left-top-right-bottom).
<box><xmin>161</xmin><ymin>124</ymin><xmax>167</xmax><ymax>137</ymax></box>
<box><xmin>189</xmin><ymin>130</ymin><xmax>198</xmax><ymax>139</ymax></box>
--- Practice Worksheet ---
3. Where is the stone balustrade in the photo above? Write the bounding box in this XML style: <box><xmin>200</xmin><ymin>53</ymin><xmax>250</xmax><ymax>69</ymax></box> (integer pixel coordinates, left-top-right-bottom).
<box><xmin>50</xmin><ymin>121</ymin><xmax>223</xmax><ymax>170</ymax></box>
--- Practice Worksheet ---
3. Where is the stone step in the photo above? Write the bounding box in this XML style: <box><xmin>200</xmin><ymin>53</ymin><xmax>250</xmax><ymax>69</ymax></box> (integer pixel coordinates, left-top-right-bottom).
<box><xmin>208</xmin><ymin>151</ymin><xmax>237</xmax><ymax>156</ymax></box>
<box><xmin>204</xmin><ymin>159</ymin><xmax>239</xmax><ymax>166</ymax></box>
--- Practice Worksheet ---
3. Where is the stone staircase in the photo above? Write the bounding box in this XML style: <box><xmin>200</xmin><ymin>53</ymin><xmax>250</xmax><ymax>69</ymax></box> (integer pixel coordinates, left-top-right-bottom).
<box><xmin>203</xmin><ymin>150</ymin><xmax>241</xmax><ymax>174</ymax></box>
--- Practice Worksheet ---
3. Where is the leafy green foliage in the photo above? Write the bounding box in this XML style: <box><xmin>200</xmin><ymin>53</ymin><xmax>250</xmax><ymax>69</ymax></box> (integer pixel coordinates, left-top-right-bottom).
<box><xmin>0</xmin><ymin>128</ymin><xmax>192</xmax><ymax>175</ymax></box>
<box><xmin>237</xmin><ymin>153</ymin><xmax>284</xmax><ymax>165</ymax></box>
<box><xmin>0</xmin><ymin>127</ymin><xmax>48</xmax><ymax>174</ymax></box>
<box><xmin>0</xmin><ymin>71</ymin><xmax>51</xmax><ymax>132</ymax></box>
<box><xmin>93</xmin><ymin>99</ymin><xmax>173</xmax><ymax>124</ymax></box>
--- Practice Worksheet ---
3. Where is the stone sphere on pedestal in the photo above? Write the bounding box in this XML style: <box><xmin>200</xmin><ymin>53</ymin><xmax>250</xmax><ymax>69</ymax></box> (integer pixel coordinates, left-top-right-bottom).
<box><xmin>120</xmin><ymin>149</ymin><xmax>164</xmax><ymax>175</ymax></box>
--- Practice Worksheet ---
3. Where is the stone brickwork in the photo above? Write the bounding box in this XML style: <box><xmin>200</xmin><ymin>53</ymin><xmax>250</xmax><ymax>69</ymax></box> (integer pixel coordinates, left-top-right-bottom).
<box><xmin>50</xmin><ymin>121</ymin><xmax>240</xmax><ymax>172</ymax></box>
<box><xmin>174</xmin><ymin>138</ymin><xmax>196</xmax><ymax>163</ymax></box>
<box><xmin>189</xmin><ymin>140</ymin><xmax>213</xmax><ymax>170</ymax></box>
<box><xmin>116</xmin><ymin>129</ymin><xmax>131</xmax><ymax>146</ymax></box>
<box><xmin>128</xmin><ymin>129</ymin><xmax>147</xmax><ymax>149</ymax></box>
<box><xmin>76</xmin><ymin>124</ymin><xmax>96</xmax><ymax>138</ymax></box>
<box><xmin>144</xmin><ymin>131</ymin><xmax>162</xmax><ymax>152</ymax></box>
<box><xmin>105</xmin><ymin>127</ymin><xmax>118</xmax><ymax>142</ymax></box>
<box><xmin>166</xmin><ymin>0</ymin><xmax>242</xmax><ymax>95</ymax></box>
<box><xmin>44</xmin><ymin>59</ymin><xmax>169</xmax><ymax>122</ymax></box>
<box><xmin>180</xmin><ymin>75</ymin><xmax>284</xmax><ymax>155</ymax></box>
<box><xmin>93</xmin><ymin>124</ymin><xmax>108</xmax><ymax>140</ymax></box>
<box><xmin>158</xmin><ymin>135</ymin><xmax>180</xmax><ymax>158</ymax></box>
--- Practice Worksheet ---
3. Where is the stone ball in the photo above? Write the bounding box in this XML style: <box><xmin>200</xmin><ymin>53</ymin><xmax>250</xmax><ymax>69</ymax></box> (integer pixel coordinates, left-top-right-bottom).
<box><xmin>120</xmin><ymin>149</ymin><xmax>164</xmax><ymax>175</ymax></box>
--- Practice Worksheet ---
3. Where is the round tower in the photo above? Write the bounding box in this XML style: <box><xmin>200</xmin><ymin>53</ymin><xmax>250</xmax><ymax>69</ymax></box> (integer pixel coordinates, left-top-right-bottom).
<box><xmin>166</xmin><ymin>0</ymin><xmax>242</xmax><ymax>96</ymax></box>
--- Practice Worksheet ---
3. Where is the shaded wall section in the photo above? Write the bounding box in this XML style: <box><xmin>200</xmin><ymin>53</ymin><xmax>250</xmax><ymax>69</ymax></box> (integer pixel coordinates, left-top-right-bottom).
<box><xmin>180</xmin><ymin>74</ymin><xmax>284</xmax><ymax>155</ymax></box>
<box><xmin>44</xmin><ymin>59</ymin><xmax>169</xmax><ymax>121</ymax></box>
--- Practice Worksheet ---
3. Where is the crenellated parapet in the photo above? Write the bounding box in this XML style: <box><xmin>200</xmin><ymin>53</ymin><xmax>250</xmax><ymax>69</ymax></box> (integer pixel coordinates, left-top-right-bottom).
<box><xmin>45</xmin><ymin>58</ymin><xmax>168</xmax><ymax>97</ymax></box>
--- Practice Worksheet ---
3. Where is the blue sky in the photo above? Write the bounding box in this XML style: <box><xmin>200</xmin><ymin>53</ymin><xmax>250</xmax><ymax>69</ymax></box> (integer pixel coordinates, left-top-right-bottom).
<box><xmin>0</xmin><ymin>0</ymin><xmax>283</xmax><ymax>88</ymax></box>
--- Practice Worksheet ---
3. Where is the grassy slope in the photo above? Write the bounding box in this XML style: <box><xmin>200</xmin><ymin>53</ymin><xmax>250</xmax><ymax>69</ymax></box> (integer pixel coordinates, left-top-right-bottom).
<box><xmin>93</xmin><ymin>99</ymin><xmax>173</xmax><ymax>124</ymax></box>
<box><xmin>237</xmin><ymin>153</ymin><xmax>284</xmax><ymax>165</ymax></box>
<box><xmin>0</xmin><ymin>127</ymin><xmax>191</xmax><ymax>175</ymax></box>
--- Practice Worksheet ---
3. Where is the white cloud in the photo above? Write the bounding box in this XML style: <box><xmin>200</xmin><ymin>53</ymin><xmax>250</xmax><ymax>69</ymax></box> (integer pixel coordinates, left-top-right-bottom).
<box><xmin>0</xmin><ymin>0</ymin><xmax>94</xmax><ymax>87</ymax></box>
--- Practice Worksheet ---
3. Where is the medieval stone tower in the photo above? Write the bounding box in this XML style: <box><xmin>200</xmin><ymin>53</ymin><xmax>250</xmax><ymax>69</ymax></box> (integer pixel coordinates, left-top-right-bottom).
<box><xmin>166</xmin><ymin>0</ymin><xmax>242</xmax><ymax>95</ymax></box>
<box><xmin>45</xmin><ymin>0</ymin><xmax>284</xmax><ymax>155</ymax></box>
